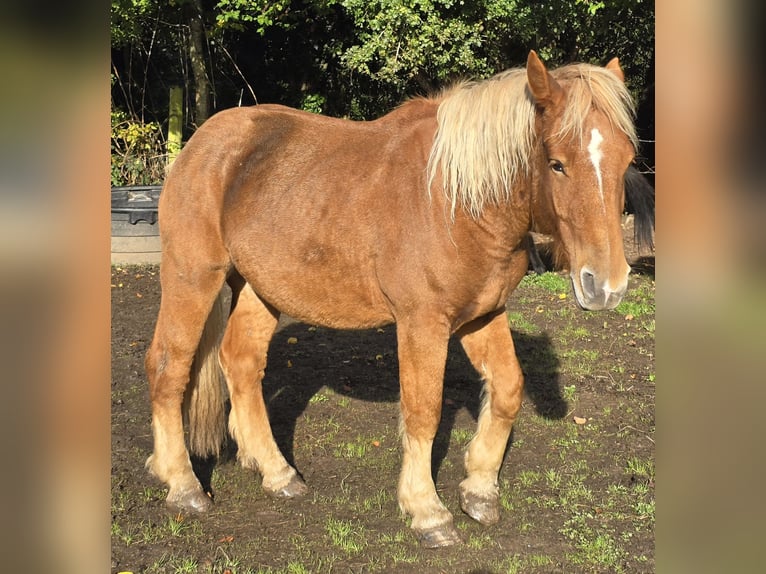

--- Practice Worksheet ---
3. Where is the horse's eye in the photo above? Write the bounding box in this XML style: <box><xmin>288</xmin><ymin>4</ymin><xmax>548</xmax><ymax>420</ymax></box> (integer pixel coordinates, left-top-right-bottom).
<box><xmin>549</xmin><ymin>160</ymin><xmax>566</xmax><ymax>175</ymax></box>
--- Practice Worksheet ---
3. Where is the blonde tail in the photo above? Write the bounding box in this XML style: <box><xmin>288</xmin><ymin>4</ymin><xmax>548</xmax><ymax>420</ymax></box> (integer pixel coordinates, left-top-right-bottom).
<box><xmin>185</xmin><ymin>290</ymin><xmax>228</xmax><ymax>457</ymax></box>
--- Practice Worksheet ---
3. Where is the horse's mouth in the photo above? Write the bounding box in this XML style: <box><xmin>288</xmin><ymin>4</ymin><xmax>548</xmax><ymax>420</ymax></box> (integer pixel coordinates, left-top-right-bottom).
<box><xmin>571</xmin><ymin>267</ymin><xmax>628</xmax><ymax>311</ymax></box>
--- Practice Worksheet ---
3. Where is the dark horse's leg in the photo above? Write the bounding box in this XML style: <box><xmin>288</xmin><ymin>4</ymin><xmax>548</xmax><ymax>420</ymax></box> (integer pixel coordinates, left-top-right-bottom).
<box><xmin>525</xmin><ymin>234</ymin><xmax>548</xmax><ymax>274</ymax></box>
<box><xmin>145</xmin><ymin>255</ymin><xmax>228</xmax><ymax>513</ymax></box>
<box><xmin>457</xmin><ymin>309</ymin><xmax>525</xmax><ymax>525</ymax></box>
<box><xmin>396</xmin><ymin>318</ymin><xmax>461</xmax><ymax>548</ymax></box>
<box><xmin>218</xmin><ymin>280</ymin><xmax>307</xmax><ymax>497</ymax></box>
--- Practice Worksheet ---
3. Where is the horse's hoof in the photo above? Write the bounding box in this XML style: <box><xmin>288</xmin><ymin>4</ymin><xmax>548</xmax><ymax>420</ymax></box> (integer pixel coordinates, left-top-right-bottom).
<box><xmin>265</xmin><ymin>474</ymin><xmax>308</xmax><ymax>499</ymax></box>
<box><xmin>166</xmin><ymin>487</ymin><xmax>213</xmax><ymax>514</ymax></box>
<box><xmin>415</xmin><ymin>524</ymin><xmax>462</xmax><ymax>548</ymax></box>
<box><xmin>459</xmin><ymin>490</ymin><xmax>500</xmax><ymax>526</ymax></box>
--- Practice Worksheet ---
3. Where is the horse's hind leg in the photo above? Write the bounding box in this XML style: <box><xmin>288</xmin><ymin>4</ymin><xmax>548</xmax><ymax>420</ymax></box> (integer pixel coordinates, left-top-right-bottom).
<box><xmin>219</xmin><ymin>281</ymin><xmax>307</xmax><ymax>498</ymax></box>
<box><xmin>145</xmin><ymin>262</ymin><xmax>228</xmax><ymax>513</ymax></box>
<box><xmin>456</xmin><ymin>309</ymin><xmax>524</xmax><ymax>525</ymax></box>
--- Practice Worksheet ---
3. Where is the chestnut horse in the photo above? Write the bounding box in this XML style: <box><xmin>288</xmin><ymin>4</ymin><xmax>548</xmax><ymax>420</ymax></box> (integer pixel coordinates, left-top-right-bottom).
<box><xmin>145</xmin><ymin>51</ymin><xmax>641</xmax><ymax>547</ymax></box>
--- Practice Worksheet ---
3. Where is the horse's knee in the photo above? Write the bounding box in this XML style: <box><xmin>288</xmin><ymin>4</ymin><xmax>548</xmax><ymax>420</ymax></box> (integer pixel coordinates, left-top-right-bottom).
<box><xmin>145</xmin><ymin>347</ymin><xmax>160</xmax><ymax>384</ymax></box>
<box><xmin>145</xmin><ymin>342</ymin><xmax>191</xmax><ymax>403</ymax></box>
<box><xmin>486</xmin><ymin>365</ymin><xmax>524</xmax><ymax>419</ymax></box>
<box><xmin>401</xmin><ymin>406</ymin><xmax>442</xmax><ymax>440</ymax></box>
<box><xmin>490</xmin><ymin>385</ymin><xmax>523</xmax><ymax>421</ymax></box>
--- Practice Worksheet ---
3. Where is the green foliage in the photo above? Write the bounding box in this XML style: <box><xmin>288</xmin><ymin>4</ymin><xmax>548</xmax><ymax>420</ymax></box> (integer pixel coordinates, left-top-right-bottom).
<box><xmin>110</xmin><ymin>109</ymin><xmax>166</xmax><ymax>186</ymax></box>
<box><xmin>214</xmin><ymin>0</ymin><xmax>291</xmax><ymax>34</ymax></box>
<box><xmin>576</xmin><ymin>0</ymin><xmax>606</xmax><ymax>17</ymax></box>
<box><xmin>337</xmin><ymin>0</ymin><xmax>492</xmax><ymax>86</ymax></box>
<box><xmin>111</xmin><ymin>0</ymin><xmax>654</xmax><ymax>178</ymax></box>
<box><xmin>111</xmin><ymin>0</ymin><xmax>156</xmax><ymax>47</ymax></box>
<box><xmin>300</xmin><ymin>93</ymin><xmax>327</xmax><ymax>114</ymax></box>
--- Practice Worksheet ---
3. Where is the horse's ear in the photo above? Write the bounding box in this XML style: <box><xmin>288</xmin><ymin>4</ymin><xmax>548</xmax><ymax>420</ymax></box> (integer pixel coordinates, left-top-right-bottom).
<box><xmin>526</xmin><ymin>50</ymin><xmax>563</xmax><ymax>108</ymax></box>
<box><xmin>605</xmin><ymin>57</ymin><xmax>625</xmax><ymax>82</ymax></box>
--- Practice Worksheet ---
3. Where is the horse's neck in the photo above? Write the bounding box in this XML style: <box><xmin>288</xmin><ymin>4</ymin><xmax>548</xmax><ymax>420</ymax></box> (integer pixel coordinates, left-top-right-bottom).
<box><xmin>461</xmin><ymin>193</ymin><xmax>533</xmax><ymax>253</ymax></box>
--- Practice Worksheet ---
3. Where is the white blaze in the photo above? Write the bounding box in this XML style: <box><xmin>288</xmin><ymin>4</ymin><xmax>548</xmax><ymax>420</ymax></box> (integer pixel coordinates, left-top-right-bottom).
<box><xmin>587</xmin><ymin>128</ymin><xmax>604</xmax><ymax>205</ymax></box>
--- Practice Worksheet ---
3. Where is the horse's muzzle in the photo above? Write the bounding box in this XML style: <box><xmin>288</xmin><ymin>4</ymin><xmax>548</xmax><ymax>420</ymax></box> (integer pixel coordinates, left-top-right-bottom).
<box><xmin>572</xmin><ymin>267</ymin><xmax>628</xmax><ymax>311</ymax></box>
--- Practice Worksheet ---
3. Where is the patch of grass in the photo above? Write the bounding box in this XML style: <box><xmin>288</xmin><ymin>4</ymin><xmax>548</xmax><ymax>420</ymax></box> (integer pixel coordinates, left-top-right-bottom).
<box><xmin>544</xmin><ymin>468</ymin><xmax>562</xmax><ymax>490</ymax></box>
<box><xmin>560</xmin><ymin>480</ymin><xmax>594</xmax><ymax>507</ymax></box>
<box><xmin>467</xmin><ymin>532</ymin><xmax>496</xmax><ymax>549</ymax></box>
<box><xmin>559</xmin><ymin>324</ymin><xmax>591</xmax><ymax>344</ymax></box>
<box><xmin>308</xmin><ymin>391</ymin><xmax>329</xmax><ymax>404</ymax></box>
<box><xmin>111</xmin><ymin>521</ymin><xmax>138</xmax><ymax>546</ymax></box>
<box><xmin>141</xmin><ymin>485</ymin><xmax>166</xmax><ymax>502</ymax></box>
<box><xmin>615</xmin><ymin>299</ymin><xmax>654</xmax><ymax>318</ymax></box>
<box><xmin>333</xmin><ymin>435</ymin><xmax>371</xmax><ymax>458</ymax></box>
<box><xmin>111</xmin><ymin>489</ymin><xmax>129</xmax><ymax>514</ymax></box>
<box><xmin>554</xmin><ymin>306</ymin><xmax>575</xmax><ymax>319</ymax></box>
<box><xmin>500</xmin><ymin>425</ymin><xmax>652</xmax><ymax>573</ymax></box>
<box><xmin>491</xmin><ymin>554</ymin><xmax>524</xmax><ymax>573</ymax></box>
<box><xmin>569</xmin><ymin>530</ymin><xmax>627</xmax><ymax>572</ymax></box>
<box><xmin>491</xmin><ymin>553</ymin><xmax>554</xmax><ymax>573</ymax></box>
<box><xmin>516</xmin><ymin>469</ymin><xmax>542</xmax><ymax>488</ymax></box>
<box><xmin>633</xmin><ymin>498</ymin><xmax>655</xmax><ymax>520</ymax></box>
<box><xmin>378</xmin><ymin>529</ymin><xmax>409</xmax><ymax>544</ymax></box>
<box><xmin>359</xmin><ymin>488</ymin><xmax>393</xmax><ymax>513</ymax></box>
<box><xmin>615</xmin><ymin>281</ymin><xmax>655</xmax><ymax>317</ymax></box>
<box><xmin>550</xmin><ymin>425</ymin><xmax>597</xmax><ymax>457</ymax></box>
<box><xmin>626</xmin><ymin>456</ymin><xmax>655</xmax><ymax>483</ymax></box>
<box><xmin>381</xmin><ymin>531</ymin><xmax>419</xmax><ymax>564</ymax></box>
<box><xmin>521</xmin><ymin>271</ymin><xmax>570</xmax><ymax>294</ymax></box>
<box><xmin>166</xmin><ymin>514</ymin><xmax>193</xmax><ymax>537</ymax></box>
<box><xmin>507</xmin><ymin>310</ymin><xmax>540</xmax><ymax>334</ymax></box>
<box><xmin>145</xmin><ymin>553</ymin><xmax>198</xmax><ymax>574</ymax></box>
<box><xmin>285</xmin><ymin>562</ymin><xmax>311</xmax><ymax>574</ymax></box>
<box><xmin>528</xmin><ymin>554</ymin><xmax>555</xmax><ymax>567</ymax></box>
<box><xmin>113</xmin><ymin>515</ymin><xmax>203</xmax><ymax>547</ymax></box>
<box><xmin>450</xmin><ymin>427</ymin><xmax>474</xmax><ymax>446</ymax></box>
<box><xmin>560</xmin><ymin>348</ymin><xmax>600</xmax><ymax>377</ymax></box>
<box><xmin>325</xmin><ymin>517</ymin><xmax>368</xmax><ymax>554</ymax></box>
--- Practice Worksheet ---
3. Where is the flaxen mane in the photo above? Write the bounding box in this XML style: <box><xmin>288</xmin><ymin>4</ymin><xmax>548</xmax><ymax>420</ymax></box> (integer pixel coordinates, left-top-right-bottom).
<box><xmin>426</xmin><ymin>63</ymin><xmax>638</xmax><ymax>219</ymax></box>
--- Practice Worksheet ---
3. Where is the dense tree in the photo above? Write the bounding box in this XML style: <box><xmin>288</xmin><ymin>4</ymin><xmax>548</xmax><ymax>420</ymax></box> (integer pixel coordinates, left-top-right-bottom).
<box><xmin>111</xmin><ymin>0</ymin><xmax>654</xmax><ymax>184</ymax></box>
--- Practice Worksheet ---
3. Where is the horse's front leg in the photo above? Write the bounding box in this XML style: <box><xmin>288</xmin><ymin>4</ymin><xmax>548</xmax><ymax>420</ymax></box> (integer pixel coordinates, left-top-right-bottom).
<box><xmin>456</xmin><ymin>308</ymin><xmax>524</xmax><ymax>525</ymax></box>
<box><xmin>396</xmin><ymin>320</ymin><xmax>461</xmax><ymax>548</ymax></box>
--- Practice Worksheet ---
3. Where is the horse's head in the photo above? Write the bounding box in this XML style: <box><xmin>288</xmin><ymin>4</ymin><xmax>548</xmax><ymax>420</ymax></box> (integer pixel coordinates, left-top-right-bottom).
<box><xmin>527</xmin><ymin>51</ymin><xmax>636</xmax><ymax>311</ymax></box>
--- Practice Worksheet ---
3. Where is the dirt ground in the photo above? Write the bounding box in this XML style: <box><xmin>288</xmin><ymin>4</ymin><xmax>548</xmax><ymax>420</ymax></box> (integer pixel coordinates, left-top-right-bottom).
<box><xmin>111</xmin><ymin>222</ymin><xmax>654</xmax><ymax>573</ymax></box>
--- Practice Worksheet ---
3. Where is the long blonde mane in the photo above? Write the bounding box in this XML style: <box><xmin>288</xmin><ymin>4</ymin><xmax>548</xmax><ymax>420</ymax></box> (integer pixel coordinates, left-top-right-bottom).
<box><xmin>426</xmin><ymin>63</ymin><xmax>638</xmax><ymax>219</ymax></box>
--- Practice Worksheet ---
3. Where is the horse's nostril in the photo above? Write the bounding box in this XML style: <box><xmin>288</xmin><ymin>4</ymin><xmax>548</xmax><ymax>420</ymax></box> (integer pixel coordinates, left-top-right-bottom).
<box><xmin>581</xmin><ymin>270</ymin><xmax>596</xmax><ymax>299</ymax></box>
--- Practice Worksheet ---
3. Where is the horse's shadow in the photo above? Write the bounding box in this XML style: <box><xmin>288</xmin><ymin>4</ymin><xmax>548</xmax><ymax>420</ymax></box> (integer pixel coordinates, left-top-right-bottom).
<box><xmin>195</xmin><ymin>318</ymin><xmax>565</xmax><ymax>491</ymax></box>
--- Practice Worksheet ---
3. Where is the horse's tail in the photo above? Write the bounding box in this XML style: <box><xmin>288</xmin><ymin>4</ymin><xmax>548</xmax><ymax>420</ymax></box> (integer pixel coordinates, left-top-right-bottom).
<box><xmin>184</xmin><ymin>290</ymin><xmax>228</xmax><ymax>458</ymax></box>
<box><xmin>625</xmin><ymin>165</ymin><xmax>655</xmax><ymax>253</ymax></box>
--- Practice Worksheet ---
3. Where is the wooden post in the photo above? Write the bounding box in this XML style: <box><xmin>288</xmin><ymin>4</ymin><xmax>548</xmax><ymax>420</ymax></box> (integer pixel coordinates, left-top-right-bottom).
<box><xmin>167</xmin><ymin>86</ymin><xmax>183</xmax><ymax>166</ymax></box>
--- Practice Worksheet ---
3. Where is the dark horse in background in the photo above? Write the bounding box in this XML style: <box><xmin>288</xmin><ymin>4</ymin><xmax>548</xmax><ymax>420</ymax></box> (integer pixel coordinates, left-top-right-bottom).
<box><xmin>144</xmin><ymin>51</ymin><xmax>653</xmax><ymax>547</ymax></box>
